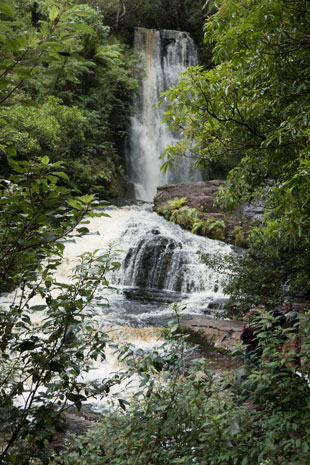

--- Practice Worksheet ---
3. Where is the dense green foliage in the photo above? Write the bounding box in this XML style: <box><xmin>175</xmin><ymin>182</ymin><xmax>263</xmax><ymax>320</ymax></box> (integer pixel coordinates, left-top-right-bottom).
<box><xmin>54</xmin><ymin>313</ymin><xmax>310</xmax><ymax>465</ymax></box>
<box><xmin>0</xmin><ymin>1</ymin><xmax>133</xmax><ymax>462</ymax></box>
<box><xmin>160</xmin><ymin>0</ymin><xmax>310</xmax><ymax>303</ymax></box>
<box><xmin>0</xmin><ymin>0</ymin><xmax>138</xmax><ymax>199</ymax></box>
<box><xmin>155</xmin><ymin>196</ymin><xmax>227</xmax><ymax>241</ymax></box>
<box><xmin>2</xmin><ymin>1</ymin><xmax>310</xmax><ymax>464</ymax></box>
<box><xmin>0</xmin><ymin>155</ymin><xmax>137</xmax><ymax>464</ymax></box>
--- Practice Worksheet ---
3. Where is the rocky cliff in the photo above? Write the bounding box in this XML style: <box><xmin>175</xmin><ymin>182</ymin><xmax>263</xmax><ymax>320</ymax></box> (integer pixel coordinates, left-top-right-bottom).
<box><xmin>154</xmin><ymin>180</ymin><xmax>263</xmax><ymax>246</ymax></box>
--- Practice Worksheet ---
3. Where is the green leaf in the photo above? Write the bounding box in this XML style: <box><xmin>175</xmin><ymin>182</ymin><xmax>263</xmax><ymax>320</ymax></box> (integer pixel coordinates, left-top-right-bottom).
<box><xmin>0</xmin><ymin>3</ymin><xmax>15</xmax><ymax>18</ymax></box>
<box><xmin>78</xmin><ymin>194</ymin><xmax>95</xmax><ymax>205</ymax></box>
<box><xmin>49</xmin><ymin>361</ymin><xmax>64</xmax><ymax>373</ymax></box>
<box><xmin>0</xmin><ymin>78</ymin><xmax>9</xmax><ymax>89</ymax></box>
<box><xmin>65</xmin><ymin>22</ymin><xmax>94</xmax><ymax>34</ymax></box>
<box><xmin>30</xmin><ymin>305</ymin><xmax>47</xmax><ymax>311</ymax></box>
<box><xmin>41</xmin><ymin>156</ymin><xmax>50</xmax><ymax>165</ymax></box>
<box><xmin>118</xmin><ymin>398</ymin><xmax>129</xmax><ymax>411</ymax></box>
<box><xmin>19</xmin><ymin>340</ymin><xmax>36</xmax><ymax>352</ymax></box>
<box><xmin>49</xmin><ymin>5</ymin><xmax>60</xmax><ymax>21</ymax></box>
<box><xmin>6</xmin><ymin>37</ymin><xmax>21</xmax><ymax>53</ymax></box>
<box><xmin>36</xmin><ymin>41</ymin><xmax>64</xmax><ymax>51</ymax></box>
<box><xmin>302</xmin><ymin>441</ymin><xmax>309</xmax><ymax>454</ymax></box>
<box><xmin>53</xmin><ymin>171</ymin><xmax>69</xmax><ymax>180</ymax></box>
<box><xmin>19</xmin><ymin>99</ymin><xmax>39</xmax><ymax>107</ymax></box>
<box><xmin>67</xmin><ymin>199</ymin><xmax>82</xmax><ymax>209</ymax></box>
<box><xmin>77</xmin><ymin>227</ymin><xmax>90</xmax><ymax>234</ymax></box>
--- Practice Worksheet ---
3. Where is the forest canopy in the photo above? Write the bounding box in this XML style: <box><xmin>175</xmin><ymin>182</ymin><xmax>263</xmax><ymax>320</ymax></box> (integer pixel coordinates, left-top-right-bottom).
<box><xmin>0</xmin><ymin>0</ymin><xmax>138</xmax><ymax>198</ymax></box>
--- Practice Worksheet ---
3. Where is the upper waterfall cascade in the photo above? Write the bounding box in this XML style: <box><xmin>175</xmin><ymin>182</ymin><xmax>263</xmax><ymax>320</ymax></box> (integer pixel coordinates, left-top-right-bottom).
<box><xmin>125</xmin><ymin>28</ymin><xmax>202</xmax><ymax>202</ymax></box>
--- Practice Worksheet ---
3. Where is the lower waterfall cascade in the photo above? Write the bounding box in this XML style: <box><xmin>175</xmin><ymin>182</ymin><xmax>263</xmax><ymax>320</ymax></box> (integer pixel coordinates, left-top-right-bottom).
<box><xmin>57</xmin><ymin>204</ymin><xmax>233</xmax><ymax>327</ymax></box>
<box><xmin>3</xmin><ymin>204</ymin><xmax>234</xmax><ymax>408</ymax></box>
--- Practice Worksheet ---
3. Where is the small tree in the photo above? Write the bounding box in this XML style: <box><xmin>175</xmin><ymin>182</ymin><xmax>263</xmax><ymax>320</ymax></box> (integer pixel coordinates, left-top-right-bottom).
<box><xmin>0</xmin><ymin>2</ymin><xmax>131</xmax><ymax>462</ymax></box>
<box><xmin>0</xmin><ymin>155</ymin><xmax>125</xmax><ymax>464</ymax></box>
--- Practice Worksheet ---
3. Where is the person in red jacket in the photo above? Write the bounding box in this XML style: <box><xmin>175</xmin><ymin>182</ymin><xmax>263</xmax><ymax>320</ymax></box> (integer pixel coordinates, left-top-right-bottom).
<box><xmin>240</xmin><ymin>308</ymin><xmax>262</xmax><ymax>366</ymax></box>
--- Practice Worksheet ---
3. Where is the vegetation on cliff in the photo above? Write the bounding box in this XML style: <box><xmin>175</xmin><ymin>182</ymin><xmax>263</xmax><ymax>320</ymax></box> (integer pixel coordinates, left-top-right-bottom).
<box><xmin>98</xmin><ymin>0</ymin><xmax>211</xmax><ymax>64</ymax></box>
<box><xmin>155</xmin><ymin>195</ymin><xmax>249</xmax><ymax>246</ymax></box>
<box><xmin>155</xmin><ymin>196</ymin><xmax>227</xmax><ymax>243</ymax></box>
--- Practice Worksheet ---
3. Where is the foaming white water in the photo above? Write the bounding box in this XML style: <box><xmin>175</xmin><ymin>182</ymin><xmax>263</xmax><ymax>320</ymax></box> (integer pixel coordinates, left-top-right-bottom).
<box><xmin>3</xmin><ymin>204</ymin><xmax>233</xmax><ymax>406</ymax></box>
<box><xmin>2</xmin><ymin>204</ymin><xmax>233</xmax><ymax>331</ymax></box>
<box><xmin>54</xmin><ymin>204</ymin><xmax>232</xmax><ymax>326</ymax></box>
<box><xmin>15</xmin><ymin>326</ymin><xmax>164</xmax><ymax>409</ymax></box>
<box><xmin>79</xmin><ymin>326</ymin><xmax>164</xmax><ymax>408</ymax></box>
<box><xmin>125</xmin><ymin>28</ymin><xmax>202</xmax><ymax>201</ymax></box>
<box><xmin>57</xmin><ymin>207</ymin><xmax>135</xmax><ymax>282</ymax></box>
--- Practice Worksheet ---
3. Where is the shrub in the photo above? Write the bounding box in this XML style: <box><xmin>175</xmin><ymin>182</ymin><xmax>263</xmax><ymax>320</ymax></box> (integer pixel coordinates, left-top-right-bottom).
<box><xmin>54</xmin><ymin>313</ymin><xmax>310</xmax><ymax>465</ymax></box>
<box><xmin>0</xmin><ymin>156</ymin><xmax>123</xmax><ymax>464</ymax></box>
<box><xmin>167</xmin><ymin>196</ymin><xmax>188</xmax><ymax>209</ymax></box>
<box><xmin>204</xmin><ymin>217</ymin><xmax>226</xmax><ymax>241</ymax></box>
<box><xmin>191</xmin><ymin>218</ymin><xmax>205</xmax><ymax>235</ymax></box>
<box><xmin>233</xmin><ymin>225</ymin><xmax>247</xmax><ymax>248</ymax></box>
<box><xmin>170</xmin><ymin>206</ymin><xmax>198</xmax><ymax>229</ymax></box>
<box><xmin>155</xmin><ymin>204</ymin><xmax>172</xmax><ymax>220</ymax></box>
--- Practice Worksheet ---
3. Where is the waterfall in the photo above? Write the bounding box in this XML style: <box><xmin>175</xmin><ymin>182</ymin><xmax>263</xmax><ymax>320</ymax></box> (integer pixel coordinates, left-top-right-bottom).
<box><xmin>126</xmin><ymin>28</ymin><xmax>202</xmax><ymax>202</ymax></box>
<box><xmin>3</xmin><ymin>205</ymin><xmax>234</xmax><ymax>408</ymax></box>
<box><xmin>5</xmin><ymin>205</ymin><xmax>232</xmax><ymax>327</ymax></box>
<box><xmin>55</xmin><ymin>205</ymin><xmax>233</xmax><ymax>327</ymax></box>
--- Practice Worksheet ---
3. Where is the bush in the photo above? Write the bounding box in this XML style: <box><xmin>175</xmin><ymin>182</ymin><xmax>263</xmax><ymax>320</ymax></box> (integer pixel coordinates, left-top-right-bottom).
<box><xmin>233</xmin><ymin>225</ymin><xmax>247</xmax><ymax>248</ymax></box>
<box><xmin>155</xmin><ymin>199</ymin><xmax>227</xmax><ymax>242</ymax></box>
<box><xmin>170</xmin><ymin>206</ymin><xmax>197</xmax><ymax>229</ymax></box>
<box><xmin>167</xmin><ymin>196</ymin><xmax>188</xmax><ymax>209</ymax></box>
<box><xmin>0</xmin><ymin>156</ymin><xmax>124</xmax><ymax>464</ymax></box>
<box><xmin>54</xmin><ymin>313</ymin><xmax>310</xmax><ymax>465</ymax></box>
<box><xmin>204</xmin><ymin>217</ymin><xmax>226</xmax><ymax>241</ymax></box>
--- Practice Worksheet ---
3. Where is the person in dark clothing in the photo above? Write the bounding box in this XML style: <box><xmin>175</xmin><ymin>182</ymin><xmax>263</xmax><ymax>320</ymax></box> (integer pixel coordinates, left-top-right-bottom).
<box><xmin>281</xmin><ymin>299</ymin><xmax>293</xmax><ymax>315</ymax></box>
<box><xmin>269</xmin><ymin>299</ymin><xmax>300</xmax><ymax>368</ymax></box>
<box><xmin>269</xmin><ymin>299</ymin><xmax>292</xmax><ymax>329</ymax></box>
<box><xmin>270</xmin><ymin>310</ymin><xmax>285</xmax><ymax>327</ymax></box>
<box><xmin>270</xmin><ymin>308</ymin><xmax>286</xmax><ymax>326</ymax></box>
<box><xmin>240</xmin><ymin>308</ymin><xmax>262</xmax><ymax>365</ymax></box>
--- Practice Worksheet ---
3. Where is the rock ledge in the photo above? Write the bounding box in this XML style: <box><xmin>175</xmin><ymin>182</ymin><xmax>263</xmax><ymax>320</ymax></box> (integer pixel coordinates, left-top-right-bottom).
<box><xmin>154</xmin><ymin>180</ymin><xmax>263</xmax><ymax>245</ymax></box>
<box><xmin>182</xmin><ymin>316</ymin><xmax>244</xmax><ymax>351</ymax></box>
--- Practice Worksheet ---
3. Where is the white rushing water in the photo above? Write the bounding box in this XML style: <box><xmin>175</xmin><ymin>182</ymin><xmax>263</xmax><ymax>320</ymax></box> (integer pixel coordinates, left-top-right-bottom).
<box><xmin>57</xmin><ymin>204</ymin><xmax>233</xmax><ymax>327</ymax></box>
<box><xmin>59</xmin><ymin>204</ymin><xmax>233</xmax><ymax>405</ymax></box>
<box><xmin>125</xmin><ymin>28</ymin><xmax>202</xmax><ymax>201</ymax></box>
<box><xmin>4</xmin><ymin>205</ymin><xmax>234</xmax><ymax>407</ymax></box>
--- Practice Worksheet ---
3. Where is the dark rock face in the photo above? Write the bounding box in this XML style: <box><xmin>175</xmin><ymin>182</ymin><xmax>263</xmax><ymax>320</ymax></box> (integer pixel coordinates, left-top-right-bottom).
<box><xmin>122</xmin><ymin>234</ymin><xmax>183</xmax><ymax>290</ymax></box>
<box><xmin>154</xmin><ymin>180</ymin><xmax>263</xmax><ymax>245</ymax></box>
